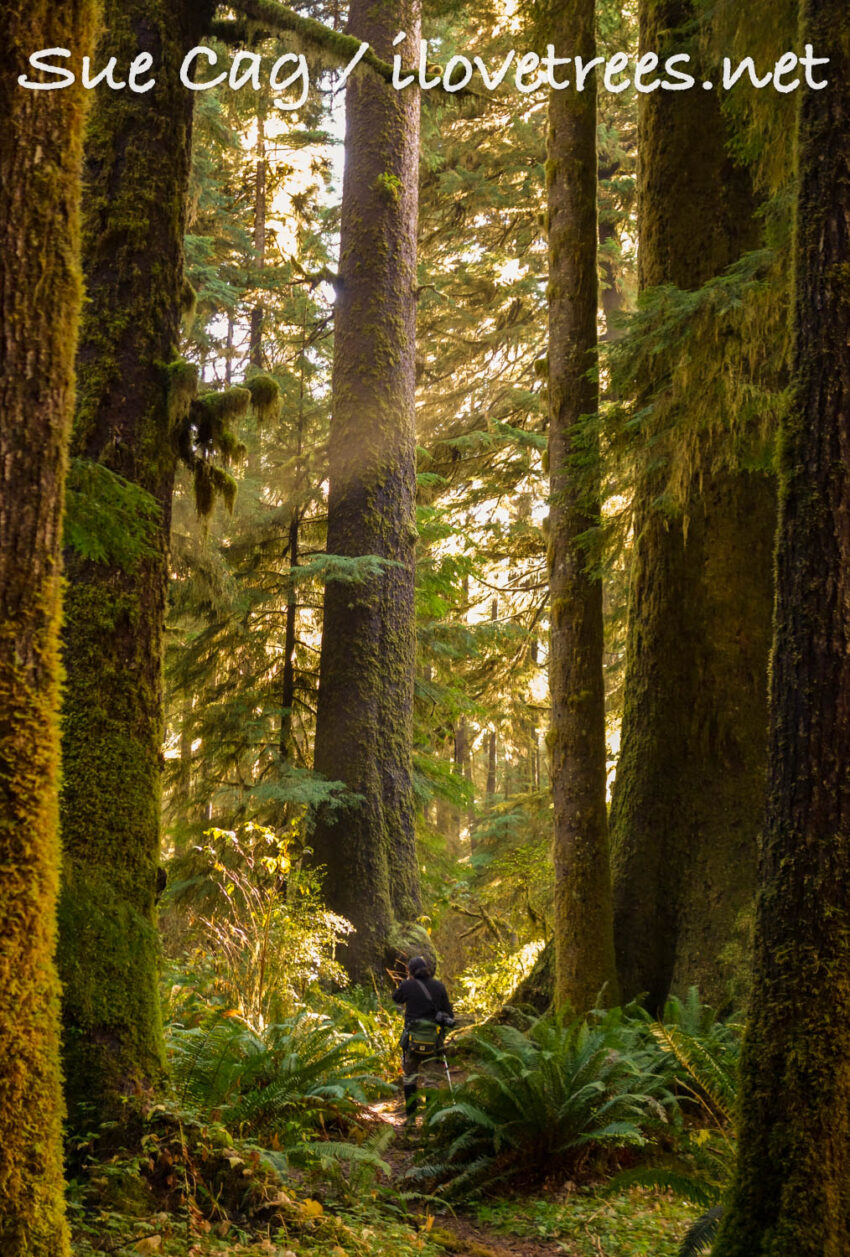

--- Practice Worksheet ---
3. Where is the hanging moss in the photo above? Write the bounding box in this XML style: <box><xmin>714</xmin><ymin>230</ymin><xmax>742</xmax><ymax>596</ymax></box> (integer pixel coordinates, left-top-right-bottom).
<box><xmin>194</xmin><ymin>387</ymin><xmax>252</xmax><ymax>427</ymax></box>
<box><xmin>0</xmin><ymin>2</ymin><xmax>98</xmax><ymax>1252</ymax></box>
<box><xmin>166</xmin><ymin>358</ymin><xmax>200</xmax><ymax>428</ymax></box>
<box><xmin>192</xmin><ymin>461</ymin><xmax>239</xmax><ymax>517</ymax></box>
<box><xmin>246</xmin><ymin>372</ymin><xmax>281</xmax><ymax>424</ymax></box>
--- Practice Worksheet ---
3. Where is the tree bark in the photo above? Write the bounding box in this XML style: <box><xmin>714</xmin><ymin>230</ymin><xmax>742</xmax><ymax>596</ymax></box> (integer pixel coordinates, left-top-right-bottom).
<box><xmin>249</xmin><ymin>114</ymin><xmax>267</xmax><ymax>371</ymax></box>
<box><xmin>714</xmin><ymin>2</ymin><xmax>850</xmax><ymax>1251</ymax></box>
<box><xmin>609</xmin><ymin>0</ymin><xmax>774</xmax><ymax>1011</ymax></box>
<box><xmin>58</xmin><ymin>0</ymin><xmax>214</xmax><ymax>1120</ymax></box>
<box><xmin>280</xmin><ymin>508</ymin><xmax>299</xmax><ymax>761</ymax></box>
<box><xmin>0</xmin><ymin>4</ymin><xmax>97</xmax><ymax>1250</ymax></box>
<box><xmin>310</xmin><ymin>0</ymin><xmax>422</xmax><ymax>980</ymax></box>
<box><xmin>545</xmin><ymin>0</ymin><xmax>619</xmax><ymax>1013</ymax></box>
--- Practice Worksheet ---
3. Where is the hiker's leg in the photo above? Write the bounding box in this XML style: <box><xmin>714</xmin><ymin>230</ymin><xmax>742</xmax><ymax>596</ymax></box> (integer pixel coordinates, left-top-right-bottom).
<box><xmin>402</xmin><ymin>1051</ymin><xmax>419</xmax><ymax>1117</ymax></box>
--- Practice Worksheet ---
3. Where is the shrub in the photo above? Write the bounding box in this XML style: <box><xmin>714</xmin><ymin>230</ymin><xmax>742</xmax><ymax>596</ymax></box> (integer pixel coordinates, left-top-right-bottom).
<box><xmin>164</xmin><ymin>823</ymin><xmax>354</xmax><ymax>1026</ymax></box>
<box><xmin>408</xmin><ymin>1007</ymin><xmax>675</xmax><ymax>1198</ymax></box>
<box><xmin>168</xmin><ymin>1010</ymin><xmax>389</xmax><ymax>1149</ymax></box>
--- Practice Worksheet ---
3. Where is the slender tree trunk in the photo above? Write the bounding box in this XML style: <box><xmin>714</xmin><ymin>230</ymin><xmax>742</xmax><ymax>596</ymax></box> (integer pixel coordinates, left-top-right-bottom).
<box><xmin>280</xmin><ymin>509</ymin><xmax>299</xmax><ymax>761</ymax></box>
<box><xmin>485</xmin><ymin>600</ymin><xmax>498</xmax><ymax>803</ymax></box>
<box><xmin>281</xmin><ymin>337</ymin><xmax>306</xmax><ymax>764</ymax></box>
<box><xmin>58</xmin><ymin>0</ymin><xmax>214</xmax><ymax>1120</ymax></box>
<box><xmin>249</xmin><ymin>114</ymin><xmax>267</xmax><ymax>371</ymax></box>
<box><xmin>529</xmin><ymin>637</ymin><xmax>540</xmax><ymax>790</ymax></box>
<box><xmin>0</xmin><ymin>4</ymin><xmax>98</xmax><ymax>1250</ymax></box>
<box><xmin>310</xmin><ymin>0</ymin><xmax>422</xmax><ymax>980</ymax></box>
<box><xmin>609</xmin><ymin>0</ymin><xmax>774</xmax><ymax>1010</ymax></box>
<box><xmin>714</xmin><ymin>4</ymin><xmax>850</xmax><ymax>1251</ymax></box>
<box><xmin>225</xmin><ymin>315</ymin><xmax>235</xmax><ymax>387</ymax></box>
<box><xmin>545</xmin><ymin>0</ymin><xmax>619</xmax><ymax>1013</ymax></box>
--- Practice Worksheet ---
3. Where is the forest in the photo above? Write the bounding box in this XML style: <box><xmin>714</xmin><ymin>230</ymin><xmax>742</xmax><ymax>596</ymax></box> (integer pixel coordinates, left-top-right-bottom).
<box><xmin>1</xmin><ymin>0</ymin><xmax>848</xmax><ymax>1255</ymax></box>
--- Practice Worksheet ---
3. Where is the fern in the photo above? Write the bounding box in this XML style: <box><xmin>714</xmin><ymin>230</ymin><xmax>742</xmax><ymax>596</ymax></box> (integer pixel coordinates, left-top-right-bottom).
<box><xmin>651</xmin><ymin>1022</ymin><xmax>736</xmax><ymax>1126</ymax></box>
<box><xmin>613</xmin><ymin>1164</ymin><xmax>722</xmax><ymax>1210</ymax></box>
<box><xmin>410</xmin><ymin>1007</ymin><xmax>676</xmax><ymax>1199</ymax></box>
<box><xmin>678</xmin><ymin>1205</ymin><xmax>724</xmax><ymax>1256</ymax></box>
<box><xmin>168</xmin><ymin>1011</ymin><xmax>389</xmax><ymax>1138</ymax></box>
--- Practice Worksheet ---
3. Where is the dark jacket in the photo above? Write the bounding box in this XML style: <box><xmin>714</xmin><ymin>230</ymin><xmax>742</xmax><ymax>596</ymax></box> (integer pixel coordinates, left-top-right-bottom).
<box><xmin>392</xmin><ymin>975</ymin><xmax>453</xmax><ymax>1025</ymax></box>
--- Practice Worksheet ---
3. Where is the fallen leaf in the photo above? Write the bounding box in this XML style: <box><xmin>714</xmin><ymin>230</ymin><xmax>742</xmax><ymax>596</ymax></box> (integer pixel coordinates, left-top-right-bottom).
<box><xmin>134</xmin><ymin>1238</ymin><xmax>161</xmax><ymax>1255</ymax></box>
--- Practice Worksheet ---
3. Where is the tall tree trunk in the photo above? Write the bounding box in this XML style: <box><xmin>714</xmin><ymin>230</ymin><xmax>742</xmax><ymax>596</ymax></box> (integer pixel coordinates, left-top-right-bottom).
<box><xmin>58</xmin><ymin>0</ymin><xmax>214</xmax><ymax>1120</ymax></box>
<box><xmin>545</xmin><ymin>0</ymin><xmax>619</xmax><ymax>1013</ymax></box>
<box><xmin>714</xmin><ymin>3</ymin><xmax>850</xmax><ymax>1251</ymax></box>
<box><xmin>608</xmin><ymin>0</ymin><xmax>774</xmax><ymax>1010</ymax></box>
<box><xmin>485</xmin><ymin>599</ymin><xmax>498</xmax><ymax>803</ymax></box>
<box><xmin>0</xmin><ymin>4</ymin><xmax>98</xmax><ymax>1250</ymax></box>
<box><xmin>249</xmin><ymin>114</ymin><xmax>267</xmax><ymax>371</ymax></box>
<box><xmin>310</xmin><ymin>0</ymin><xmax>422</xmax><ymax>980</ymax></box>
<box><xmin>281</xmin><ymin>336</ymin><xmax>306</xmax><ymax>764</ymax></box>
<box><xmin>280</xmin><ymin>509</ymin><xmax>299</xmax><ymax>761</ymax></box>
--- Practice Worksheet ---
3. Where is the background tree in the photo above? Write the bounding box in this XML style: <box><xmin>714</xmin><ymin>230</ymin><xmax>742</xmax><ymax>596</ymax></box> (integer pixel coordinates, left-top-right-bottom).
<box><xmin>165</xmin><ymin>86</ymin><xmax>339</xmax><ymax>840</ymax></box>
<box><xmin>309</xmin><ymin>0</ymin><xmax>424</xmax><ymax>979</ymax></box>
<box><xmin>714</xmin><ymin>0</ymin><xmax>850</xmax><ymax>1250</ymax></box>
<box><xmin>0</xmin><ymin>3</ymin><xmax>98</xmax><ymax>1250</ymax></box>
<box><xmin>608</xmin><ymin>0</ymin><xmax>775</xmax><ymax>1010</ymax></box>
<box><xmin>542</xmin><ymin>0</ymin><xmax>619</xmax><ymax>1012</ymax></box>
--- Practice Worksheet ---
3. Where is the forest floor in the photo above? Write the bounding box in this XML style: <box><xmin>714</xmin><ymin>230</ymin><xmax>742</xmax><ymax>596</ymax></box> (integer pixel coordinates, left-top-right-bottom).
<box><xmin>372</xmin><ymin>1093</ymin><xmax>696</xmax><ymax>1257</ymax></box>
<box><xmin>68</xmin><ymin>1090</ymin><xmax>697</xmax><ymax>1257</ymax></box>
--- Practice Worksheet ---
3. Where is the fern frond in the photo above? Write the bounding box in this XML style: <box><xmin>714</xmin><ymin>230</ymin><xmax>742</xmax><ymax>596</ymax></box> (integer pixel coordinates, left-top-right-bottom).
<box><xmin>678</xmin><ymin>1205</ymin><xmax>724</xmax><ymax>1256</ymax></box>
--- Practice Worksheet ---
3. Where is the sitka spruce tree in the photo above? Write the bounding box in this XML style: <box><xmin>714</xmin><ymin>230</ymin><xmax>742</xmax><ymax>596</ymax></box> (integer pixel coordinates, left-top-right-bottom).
<box><xmin>608</xmin><ymin>0</ymin><xmax>775</xmax><ymax>1010</ymax></box>
<box><xmin>58</xmin><ymin>0</ymin><xmax>407</xmax><ymax>1111</ymax></box>
<box><xmin>58</xmin><ymin>0</ymin><xmax>215</xmax><ymax>1119</ymax></box>
<box><xmin>0</xmin><ymin>2</ymin><xmax>98</xmax><ymax>1250</ymax></box>
<box><xmin>714</xmin><ymin>1</ymin><xmax>850</xmax><ymax>1252</ymax></box>
<box><xmin>310</xmin><ymin>0</ymin><xmax>423</xmax><ymax>980</ymax></box>
<box><xmin>542</xmin><ymin>0</ymin><xmax>619</xmax><ymax>1012</ymax></box>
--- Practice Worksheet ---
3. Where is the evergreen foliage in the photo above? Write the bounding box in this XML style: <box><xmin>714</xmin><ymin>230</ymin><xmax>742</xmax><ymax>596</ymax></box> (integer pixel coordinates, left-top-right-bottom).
<box><xmin>410</xmin><ymin>1008</ymin><xmax>675</xmax><ymax>1198</ymax></box>
<box><xmin>3</xmin><ymin>0</ymin><xmax>839</xmax><ymax>1252</ymax></box>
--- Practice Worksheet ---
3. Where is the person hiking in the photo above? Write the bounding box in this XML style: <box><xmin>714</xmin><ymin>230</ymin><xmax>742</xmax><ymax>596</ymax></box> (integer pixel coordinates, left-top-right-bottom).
<box><xmin>392</xmin><ymin>955</ymin><xmax>454</xmax><ymax>1122</ymax></box>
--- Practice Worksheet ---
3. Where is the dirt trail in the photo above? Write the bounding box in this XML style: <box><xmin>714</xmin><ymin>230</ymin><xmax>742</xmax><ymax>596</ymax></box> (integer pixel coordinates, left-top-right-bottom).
<box><xmin>369</xmin><ymin>1095</ymin><xmax>576</xmax><ymax>1257</ymax></box>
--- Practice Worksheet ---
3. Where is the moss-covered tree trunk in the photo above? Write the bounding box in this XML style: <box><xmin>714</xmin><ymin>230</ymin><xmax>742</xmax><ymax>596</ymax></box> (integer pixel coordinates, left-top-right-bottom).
<box><xmin>310</xmin><ymin>0</ymin><xmax>422</xmax><ymax>981</ymax></box>
<box><xmin>714</xmin><ymin>3</ymin><xmax>850</xmax><ymax>1251</ymax></box>
<box><xmin>58</xmin><ymin>0</ymin><xmax>214</xmax><ymax>1120</ymax></box>
<box><xmin>0</xmin><ymin>4</ymin><xmax>98</xmax><ymax>1249</ymax></box>
<box><xmin>545</xmin><ymin>0</ymin><xmax>619</xmax><ymax>1013</ymax></box>
<box><xmin>608</xmin><ymin>0</ymin><xmax>775</xmax><ymax>1011</ymax></box>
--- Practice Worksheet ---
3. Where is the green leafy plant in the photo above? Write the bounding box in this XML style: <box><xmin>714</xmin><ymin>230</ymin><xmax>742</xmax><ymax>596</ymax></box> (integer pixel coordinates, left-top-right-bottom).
<box><xmin>165</xmin><ymin>823</ymin><xmax>354</xmax><ymax>1026</ymax></box>
<box><xmin>408</xmin><ymin>1008</ymin><xmax>675</xmax><ymax>1199</ymax></box>
<box><xmin>169</xmin><ymin>1010</ymin><xmax>387</xmax><ymax>1131</ymax></box>
<box><xmin>64</xmin><ymin>458</ymin><xmax>161</xmax><ymax>568</ymax></box>
<box><xmin>614</xmin><ymin>992</ymin><xmax>742</xmax><ymax>1255</ymax></box>
<box><xmin>678</xmin><ymin>1204</ymin><xmax>725</xmax><ymax>1256</ymax></box>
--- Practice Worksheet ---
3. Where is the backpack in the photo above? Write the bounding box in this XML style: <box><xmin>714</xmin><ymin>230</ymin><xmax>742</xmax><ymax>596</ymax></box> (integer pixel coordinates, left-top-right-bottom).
<box><xmin>406</xmin><ymin>978</ymin><xmax>441</xmax><ymax>1055</ymax></box>
<box><xmin>407</xmin><ymin>1018</ymin><xmax>440</xmax><ymax>1054</ymax></box>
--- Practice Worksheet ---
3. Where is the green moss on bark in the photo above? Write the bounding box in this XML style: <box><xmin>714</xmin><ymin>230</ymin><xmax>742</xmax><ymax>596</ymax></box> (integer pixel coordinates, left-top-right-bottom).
<box><xmin>0</xmin><ymin>2</ymin><xmax>99</xmax><ymax>1251</ymax></box>
<box><xmin>59</xmin><ymin>0</ymin><xmax>215</xmax><ymax>1120</ymax></box>
<box><xmin>713</xmin><ymin>1</ymin><xmax>850</xmax><ymax>1251</ymax></box>
<box><xmin>609</xmin><ymin>0</ymin><xmax>774</xmax><ymax>1011</ymax></box>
